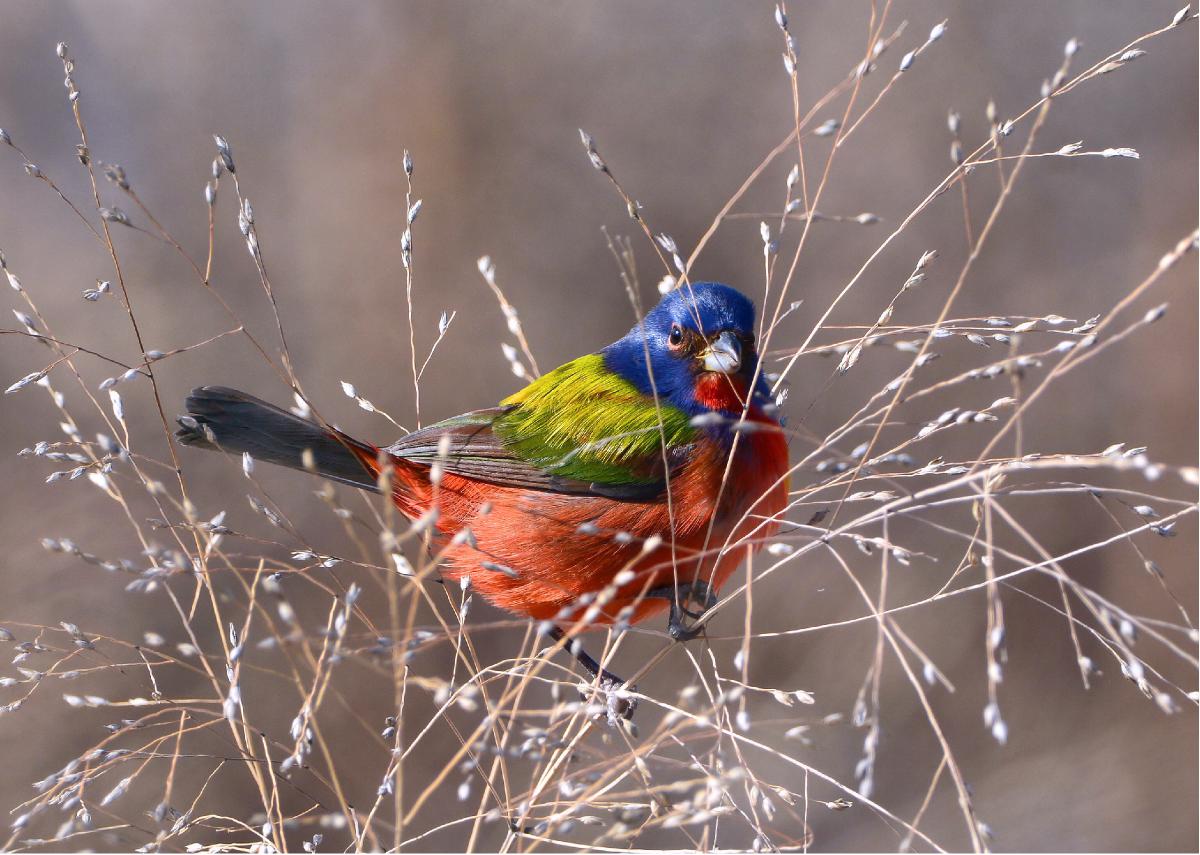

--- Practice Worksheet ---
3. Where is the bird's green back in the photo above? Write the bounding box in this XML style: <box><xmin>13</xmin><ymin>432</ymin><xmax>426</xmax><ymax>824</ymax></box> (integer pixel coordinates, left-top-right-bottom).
<box><xmin>495</xmin><ymin>353</ymin><xmax>696</xmax><ymax>487</ymax></box>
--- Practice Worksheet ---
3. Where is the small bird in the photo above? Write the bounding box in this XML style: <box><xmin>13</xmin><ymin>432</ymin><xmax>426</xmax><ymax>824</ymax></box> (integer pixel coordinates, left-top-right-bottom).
<box><xmin>177</xmin><ymin>282</ymin><xmax>789</xmax><ymax>716</ymax></box>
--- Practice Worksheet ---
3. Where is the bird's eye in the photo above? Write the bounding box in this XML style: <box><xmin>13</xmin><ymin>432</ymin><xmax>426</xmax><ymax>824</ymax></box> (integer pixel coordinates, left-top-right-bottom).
<box><xmin>668</xmin><ymin>324</ymin><xmax>684</xmax><ymax>348</ymax></box>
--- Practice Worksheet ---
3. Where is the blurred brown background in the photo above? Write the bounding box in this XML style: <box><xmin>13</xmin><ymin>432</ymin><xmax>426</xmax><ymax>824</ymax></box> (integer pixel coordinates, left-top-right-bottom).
<box><xmin>1</xmin><ymin>2</ymin><xmax>1196</xmax><ymax>851</ymax></box>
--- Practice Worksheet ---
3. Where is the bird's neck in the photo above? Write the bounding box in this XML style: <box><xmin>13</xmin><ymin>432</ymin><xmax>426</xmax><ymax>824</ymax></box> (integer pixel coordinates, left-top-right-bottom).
<box><xmin>693</xmin><ymin>372</ymin><xmax>750</xmax><ymax>414</ymax></box>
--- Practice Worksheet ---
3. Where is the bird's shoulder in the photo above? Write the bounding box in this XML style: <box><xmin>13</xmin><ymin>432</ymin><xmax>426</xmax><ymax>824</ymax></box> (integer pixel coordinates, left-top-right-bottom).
<box><xmin>493</xmin><ymin>353</ymin><xmax>697</xmax><ymax>484</ymax></box>
<box><xmin>386</xmin><ymin>353</ymin><xmax>699</xmax><ymax>498</ymax></box>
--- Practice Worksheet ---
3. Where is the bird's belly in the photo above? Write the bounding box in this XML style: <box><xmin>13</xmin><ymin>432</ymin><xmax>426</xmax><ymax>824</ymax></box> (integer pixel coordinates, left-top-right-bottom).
<box><xmin>426</xmin><ymin>426</ymin><xmax>790</xmax><ymax>626</ymax></box>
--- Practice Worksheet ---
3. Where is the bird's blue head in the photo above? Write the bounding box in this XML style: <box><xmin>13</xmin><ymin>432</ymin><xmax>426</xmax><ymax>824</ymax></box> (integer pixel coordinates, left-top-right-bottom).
<box><xmin>602</xmin><ymin>282</ymin><xmax>775</xmax><ymax>419</ymax></box>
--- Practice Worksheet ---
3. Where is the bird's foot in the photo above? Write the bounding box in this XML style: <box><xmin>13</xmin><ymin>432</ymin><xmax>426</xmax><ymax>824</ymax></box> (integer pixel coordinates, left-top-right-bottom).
<box><xmin>647</xmin><ymin>580</ymin><xmax>718</xmax><ymax>642</ymax></box>
<box><xmin>577</xmin><ymin>674</ymin><xmax>639</xmax><ymax>728</ymax></box>
<box><xmin>547</xmin><ymin>625</ymin><xmax>639</xmax><ymax>726</ymax></box>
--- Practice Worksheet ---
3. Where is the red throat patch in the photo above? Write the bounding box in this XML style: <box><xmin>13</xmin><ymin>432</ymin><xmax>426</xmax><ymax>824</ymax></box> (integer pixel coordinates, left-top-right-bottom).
<box><xmin>693</xmin><ymin>372</ymin><xmax>751</xmax><ymax>413</ymax></box>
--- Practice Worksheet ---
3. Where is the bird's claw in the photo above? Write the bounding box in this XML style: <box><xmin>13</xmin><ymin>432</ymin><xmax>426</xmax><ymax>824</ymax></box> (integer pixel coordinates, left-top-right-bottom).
<box><xmin>552</xmin><ymin>625</ymin><xmax>638</xmax><ymax>727</ymax></box>
<box><xmin>649</xmin><ymin>580</ymin><xmax>718</xmax><ymax>642</ymax></box>
<box><xmin>668</xmin><ymin>618</ymin><xmax>706</xmax><ymax>643</ymax></box>
<box><xmin>578</xmin><ymin>677</ymin><xmax>639</xmax><ymax>727</ymax></box>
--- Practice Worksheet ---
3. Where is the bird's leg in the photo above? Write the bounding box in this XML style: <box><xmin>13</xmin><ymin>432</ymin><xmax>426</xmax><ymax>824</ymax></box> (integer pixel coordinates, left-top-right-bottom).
<box><xmin>546</xmin><ymin>626</ymin><xmax>638</xmax><ymax>722</ymax></box>
<box><xmin>646</xmin><ymin>579</ymin><xmax>719</xmax><ymax>642</ymax></box>
<box><xmin>549</xmin><ymin>627</ymin><xmax>622</xmax><ymax>685</ymax></box>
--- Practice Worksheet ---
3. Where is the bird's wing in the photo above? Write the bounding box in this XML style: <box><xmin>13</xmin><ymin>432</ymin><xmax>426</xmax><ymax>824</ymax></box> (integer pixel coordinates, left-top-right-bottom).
<box><xmin>386</xmin><ymin>354</ymin><xmax>698</xmax><ymax>500</ymax></box>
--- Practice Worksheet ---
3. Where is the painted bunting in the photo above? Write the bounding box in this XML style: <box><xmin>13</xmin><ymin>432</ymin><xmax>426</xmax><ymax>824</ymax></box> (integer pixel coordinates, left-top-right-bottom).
<box><xmin>177</xmin><ymin>282</ymin><xmax>790</xmax><ymax>714</ymax></box>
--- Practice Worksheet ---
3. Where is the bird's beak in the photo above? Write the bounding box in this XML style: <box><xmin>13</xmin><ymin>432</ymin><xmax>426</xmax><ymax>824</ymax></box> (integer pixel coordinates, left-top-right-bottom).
<box><xmin>701</xmin><ymin>331</ymin><xmax>742</xmax><ymax>374</ymax></box>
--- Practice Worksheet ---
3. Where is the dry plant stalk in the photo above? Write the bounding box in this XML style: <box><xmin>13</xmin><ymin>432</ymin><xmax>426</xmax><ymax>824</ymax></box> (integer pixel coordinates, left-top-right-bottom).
<box><xmin>1</xmin><ymin>6</ymin><xmax>1197</xmax><ymax>853</ymax></box>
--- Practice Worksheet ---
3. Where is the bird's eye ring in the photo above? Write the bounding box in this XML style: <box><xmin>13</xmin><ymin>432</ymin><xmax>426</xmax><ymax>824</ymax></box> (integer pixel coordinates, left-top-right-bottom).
<box><xmin>668</xmin><ymin>323</ymin><xmax>684</xmax><ymax>348</ymax></box>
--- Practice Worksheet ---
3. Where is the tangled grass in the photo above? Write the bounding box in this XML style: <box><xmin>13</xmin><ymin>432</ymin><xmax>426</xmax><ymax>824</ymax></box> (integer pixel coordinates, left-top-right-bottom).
<box><xmin>1</xmin><ymin>5</ymin><xmax>1197</xmax><ymax>853</ymax></box>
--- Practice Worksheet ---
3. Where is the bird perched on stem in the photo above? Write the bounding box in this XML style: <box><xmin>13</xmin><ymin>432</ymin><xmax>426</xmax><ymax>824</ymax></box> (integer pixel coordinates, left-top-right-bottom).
<box><xmin>178</xmin><ymin>282</ymin><xmax>790</xmax><ymax>720</ymax></box>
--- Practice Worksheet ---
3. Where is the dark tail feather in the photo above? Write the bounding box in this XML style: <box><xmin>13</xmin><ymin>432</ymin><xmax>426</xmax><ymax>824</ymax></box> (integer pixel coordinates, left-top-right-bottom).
<box><xmin>176</xmin><ymin>386</ymin><xmax>381</xmax><ymax>492</ymax></box>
